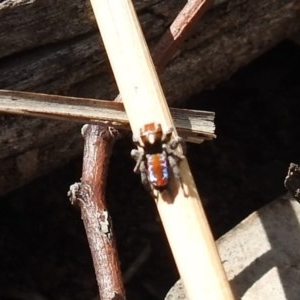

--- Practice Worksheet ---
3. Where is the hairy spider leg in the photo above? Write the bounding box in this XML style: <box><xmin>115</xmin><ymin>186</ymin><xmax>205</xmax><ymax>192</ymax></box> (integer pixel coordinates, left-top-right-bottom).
<box><xmin>131</xmin><ymin>148</ymin><xmax>145</xmax><ymax>173</ymax></box>
<box><xmin>139</xmin><ymin>160</ymin><xmax>153</xmax><ymax>193</ymax></box>
<box><xmin>167</xmin><ymin>154</ymin><xmax>184</xmax><ymax>189</ymax></box>
<box><xmin>162</xmin><ymin>142</ymin><xmax>185</xmax><ymax>161</ymax></box>
<box><xmin>161</xmin><ymin>127</ymin><xmax>173</xmax><ymax>143</ymax></box>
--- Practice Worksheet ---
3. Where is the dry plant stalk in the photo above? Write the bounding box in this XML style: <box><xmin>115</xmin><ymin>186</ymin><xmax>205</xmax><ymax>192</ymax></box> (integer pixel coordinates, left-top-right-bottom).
<box><xmin>0</xmin><ymin>89</ymin><xmax>215</xmax><ymax>143</ymax></box>
<box><xmin>69</xmin><ymin>1</ymin><xmax>217</xmax><ymax>300</ymax></box>
<box><xmin>89</xmin><ymin>1</ymin><xmax>234</xmax><ymax>300</ymax></box>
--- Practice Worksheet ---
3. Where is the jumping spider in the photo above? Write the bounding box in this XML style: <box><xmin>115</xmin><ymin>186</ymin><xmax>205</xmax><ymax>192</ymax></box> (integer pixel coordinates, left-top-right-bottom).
<box><xmin>131</xmin><ymin>122</ymin><xmax>185</xmax><ymax>193</ymax></box>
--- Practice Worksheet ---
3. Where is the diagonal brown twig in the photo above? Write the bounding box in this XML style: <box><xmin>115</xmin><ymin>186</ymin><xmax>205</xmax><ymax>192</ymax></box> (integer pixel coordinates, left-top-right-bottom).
<box><xmin>151</xmin><ymin>0</ymin><xmax>212</xmax><ymax>71</ymax></box>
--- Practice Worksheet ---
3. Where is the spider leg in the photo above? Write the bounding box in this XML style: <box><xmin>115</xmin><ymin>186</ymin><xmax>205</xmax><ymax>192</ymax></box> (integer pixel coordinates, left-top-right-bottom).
<box><xmin>132</xmin><ymin>133</ymin><xmax>142</xmax><ymax>146</ymax></box>
<box><xmin>170</xmin><ymin>135</ymin><xmax>185</xmax><ymax>149</ymax></box>
<box><xmin>172</xmin><ymin>136</ymin><xmax>186</xmax><ymax>155</ymax></box>
<box><xmin>161</xmin><ymin>127</ymin><xmax>173</xmax><ymax>143</ymax></box>
<box><xmin>139</xmin><ymin>160</ymin><xmax>152</xmax><ymax>193</ymax></box>
<box><xmin>131</xmin><ymin>148</ymin><xmax>144</xmax><ymax>173</ymax></box>
<box><xmin>168</xmin><ymin>154</ymin><xmax>184</xmax><ymax>189</ymax></box>
<box><xmin>163</xmin><ymin>143</ymin><xmax>185</xmax><ymax>161</ymax></box>
<box><xmin>131</xmin><ymin>149</ymin><xmax>153</xmax><ymax>194</ymax></box>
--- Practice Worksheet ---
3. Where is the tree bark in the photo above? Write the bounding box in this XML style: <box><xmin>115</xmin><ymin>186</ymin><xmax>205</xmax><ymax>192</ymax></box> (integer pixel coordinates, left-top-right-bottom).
<box><xmin>0</xmin><ymin>0</ymin><xmax>299</xmax><ymax>195</ymax></box>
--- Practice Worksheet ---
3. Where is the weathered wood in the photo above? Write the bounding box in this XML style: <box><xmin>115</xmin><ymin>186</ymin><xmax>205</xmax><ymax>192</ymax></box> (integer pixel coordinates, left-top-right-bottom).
<box><xmin>0</xmin><ymin>116</ymin><xmax>83</xmax><ymax>195</ymax></box>
<box><xmin>165</xmin><ymin>194</ymin><xmax>300</xmax><ymax>300</ymax></box>
<box><xmin>0</xmin><ymin>0</ymin><xmax>299</xmax><ymax>195</ymax></box>
<box><xmin>0</xmin><ymin>89</ymin><xmax>216</xmax><ymax>143</ymax></box>
<box><xmin>0</xmin><ymin>0</ymin><xmax>299</xmax><ymax>100</ymax></box>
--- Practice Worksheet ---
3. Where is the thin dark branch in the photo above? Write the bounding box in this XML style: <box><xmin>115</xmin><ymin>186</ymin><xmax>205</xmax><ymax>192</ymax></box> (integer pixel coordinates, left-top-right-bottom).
<box><xmin>152</xmin><ymin>0</ymin><xmax>212</xmax><ymax>71</ymax></box>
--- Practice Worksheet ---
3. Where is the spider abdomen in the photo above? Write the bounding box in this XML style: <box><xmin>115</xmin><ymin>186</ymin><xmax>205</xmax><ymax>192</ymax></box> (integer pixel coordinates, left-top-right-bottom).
<box><xmin>146</xmin><ymin>153</ymin><xmax>169</xmax><ymax>189</ymax></box>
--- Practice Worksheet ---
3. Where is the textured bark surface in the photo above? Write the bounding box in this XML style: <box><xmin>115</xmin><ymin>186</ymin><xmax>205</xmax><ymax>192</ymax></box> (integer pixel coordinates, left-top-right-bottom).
<box><xmin>68</xmin><ymin>125</ymin><xmax>125</xmax><ymax>300</ymax></box>
<box><xmin>0</xmin><ymin>0</ymin><xmax>300</xmax><ymax>195</ymax></box>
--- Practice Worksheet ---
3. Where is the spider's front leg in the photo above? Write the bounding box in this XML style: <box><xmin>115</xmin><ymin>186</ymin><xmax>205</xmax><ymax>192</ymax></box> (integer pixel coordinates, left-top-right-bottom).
<box><xmin>162</xmin><ymin>127</ymin><xmax>186</xmax><ymax>155</ymax></box>
<box><xmin>131</xmin><ymin>149</ymin><xmax>153</xmax><ymax>193</ymax></box>
<box><xmin>163</xmin><ymin>139</ymin><xmax>185</xmax><ymax>161</ymax></box>
<box><xmin>131</xmin><ymin>132</ymin><xmax>146</xmax><ymax>173</ymax></box>
<box><xmin>161</xmin><ymin>127</ymin><xmax>173</xmax><ymax>143</ymax></box>
<box><xmin>169</xmin><ymin>135</ymin><xmax>186</xmax><ymax>152</ymax></box>
<box><xmin>131</xmin><ymin>148</ymin><xmax>144</xmax><ymax>173</ymax></box>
